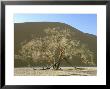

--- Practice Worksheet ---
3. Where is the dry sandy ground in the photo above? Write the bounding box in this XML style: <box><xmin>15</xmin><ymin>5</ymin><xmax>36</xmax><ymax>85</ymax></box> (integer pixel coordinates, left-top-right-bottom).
<box><xmin>14</xmin><ymin>67</ymin><xmax>97</xmax><ymax>76</ymax></box>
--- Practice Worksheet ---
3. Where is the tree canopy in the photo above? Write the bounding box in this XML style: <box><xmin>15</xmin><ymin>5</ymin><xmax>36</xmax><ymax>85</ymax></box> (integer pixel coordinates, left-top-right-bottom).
<box><xmin>16</xmin><ymin>27</ymin><xmax>95</xmax><ymax>69</ymax></box>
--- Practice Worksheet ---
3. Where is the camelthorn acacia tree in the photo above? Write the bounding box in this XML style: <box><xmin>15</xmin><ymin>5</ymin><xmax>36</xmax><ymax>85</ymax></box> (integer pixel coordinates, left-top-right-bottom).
<box><xmin>17</xmin><ymin>27</ymin><xmax>95</xmax><ymax>70</ymax></box>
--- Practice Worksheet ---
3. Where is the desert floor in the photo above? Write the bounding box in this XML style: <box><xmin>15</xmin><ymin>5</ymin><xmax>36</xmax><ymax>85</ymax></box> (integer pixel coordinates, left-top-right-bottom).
<box><xmin>14</xmin><ymin>67</ymin><xmax>97</xmax><ymax>76</ymax></box>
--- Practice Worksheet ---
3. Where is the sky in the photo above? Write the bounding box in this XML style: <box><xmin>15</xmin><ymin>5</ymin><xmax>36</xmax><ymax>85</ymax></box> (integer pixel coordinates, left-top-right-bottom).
<box><xmin>14</xmin><ymin>14</ymin><xmax>97</xmax><ymax>35</ymax></box>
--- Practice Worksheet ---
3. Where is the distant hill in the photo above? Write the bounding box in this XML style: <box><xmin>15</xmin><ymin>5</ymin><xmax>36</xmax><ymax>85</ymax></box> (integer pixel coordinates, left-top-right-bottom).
<box><xmin>14</xmin><ymin>22</ymin><xmax>97</xmax><ymax>67</ymax></box>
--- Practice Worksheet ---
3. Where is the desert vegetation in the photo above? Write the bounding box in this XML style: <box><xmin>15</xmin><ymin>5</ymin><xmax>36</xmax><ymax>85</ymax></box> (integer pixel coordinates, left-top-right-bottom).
<box><xmin>15</xmin><ymin>27</ymin><xmax>95</xmax><ymax>70</ymax></box>
<box><xmin>14</xmin><ymin>22</ymin><xmax>97</xmax><ymax>76</ymax></box>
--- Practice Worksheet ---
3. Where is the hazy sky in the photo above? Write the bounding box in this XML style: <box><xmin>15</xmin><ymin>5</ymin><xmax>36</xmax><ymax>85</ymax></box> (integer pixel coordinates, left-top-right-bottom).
<box><xmin>14</xmin><ymin>14</ymin><xmax>97</xmax><ymax>35</ymax></box>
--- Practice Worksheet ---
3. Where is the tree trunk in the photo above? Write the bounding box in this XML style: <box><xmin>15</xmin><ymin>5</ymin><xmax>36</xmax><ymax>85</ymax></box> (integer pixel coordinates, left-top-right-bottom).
<box><xmin>43</xmin><ymin>48</ymin><xmax>64</xmax><ymax>70</ymax></box>
<box><xmin>53</xmin><ymin>59</ymin><xmax>57</xmax><ymax>69</ymax></box>
<box><xmin>46</xmin><ymin>59</ymin><xmax>61</xmax><ymax>70</ymax></box>
<box><xmin>53</xmin><ymin>48</ymin><xmax>64</xmax><ymax>70</ymax></box>
<box><xmin>53</xmin><ymin>63</ymin><xmax>57</xmax><ymax>69</ymax></box>
<box><xmin>52</xmin><ymin>61</ymin><xmax>60</xmax><ymax>70</ymax></box>
<box><xmin>55</xmin><ymin>61</ymin><xmax>61</xmax><ymax>70</ymax></box>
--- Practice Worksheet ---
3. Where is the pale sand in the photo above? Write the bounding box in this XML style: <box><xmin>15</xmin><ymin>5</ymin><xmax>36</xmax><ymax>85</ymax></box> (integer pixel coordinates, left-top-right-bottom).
<box><xmin>14</xmin><ymin>67</ymin><xmax>97</xmax><ymax>76</ymax></box>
